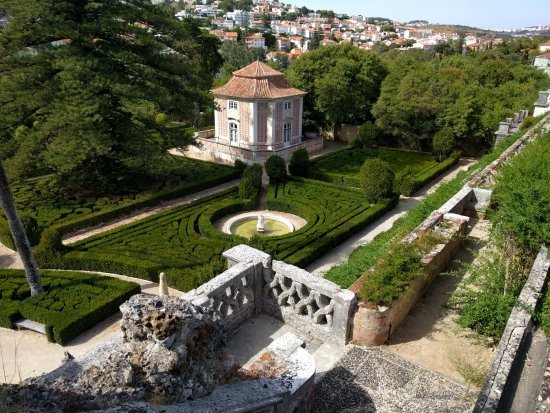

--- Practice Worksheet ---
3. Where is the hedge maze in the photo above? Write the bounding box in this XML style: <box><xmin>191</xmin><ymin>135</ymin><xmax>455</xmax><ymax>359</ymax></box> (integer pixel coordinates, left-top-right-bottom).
<box><xmin>0</xmin><ymin>270</ymin><xmax>139</xmax><ymax>345</ymax></box>
<box><xmin>308</xmin><ymin>147</ymin><xmax>459</xmax><ymax>193</ymax></box>
<box><xmin>45</xmin><ymin>179</ymin><xmax>394</xmax><ymax>292</ymax></box>
<box><xmin>0</xmin><ymin>157</ymin><xmax>237</xmax><ymax>249</ymax></box>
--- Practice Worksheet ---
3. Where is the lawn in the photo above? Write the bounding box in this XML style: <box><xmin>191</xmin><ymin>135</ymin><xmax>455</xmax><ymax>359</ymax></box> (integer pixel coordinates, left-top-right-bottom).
<box><xmin>0</xmin><ymin>270</ymin><xmax>139</xmax><ymax>345</ymax></box>
<box><xmin>0</xmin><ymin>156</ymin><xmax>238</xmax><ymax>248</ymax></box>
<box><xmin>44</xmin><ymin>179</ymin><xmax>395</xmax><ymax>292</ymax></box>
<box><xmin>308</xmin><ymin>147</ymin><xmax>459</xmax><ymax>193</ymax></box>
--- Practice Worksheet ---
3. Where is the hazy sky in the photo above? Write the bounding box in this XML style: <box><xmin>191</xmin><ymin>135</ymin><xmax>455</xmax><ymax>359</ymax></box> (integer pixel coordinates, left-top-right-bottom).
<box><xmin>297</xmin><ymin>0</ymin><xmax>549</xmax><ymax>29</ymax></box>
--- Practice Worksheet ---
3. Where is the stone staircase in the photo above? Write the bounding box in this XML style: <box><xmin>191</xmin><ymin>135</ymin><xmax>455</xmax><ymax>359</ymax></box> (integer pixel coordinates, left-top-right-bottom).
<box><xmin>314</xmin><ymin>346</ymin><xmax>474</xmax><ymax>413</ymax></box>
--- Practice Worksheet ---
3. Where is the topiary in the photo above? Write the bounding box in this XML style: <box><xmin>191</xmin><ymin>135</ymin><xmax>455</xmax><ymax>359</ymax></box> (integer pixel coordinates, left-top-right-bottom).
<box><xmin>265</xmin><ymin>155</ymin><xmax>287</xmax><ymax>185</ymax></box>
<box><xmin>394</xmin><ymin>166</ymin><xmax>416</xmax><ymax>196</ymax></box>
<box><xmin>238</xmin><ymin>164</ymin><xmax>262</xmax><ymax>200</ymax></box>
<box><xmin>349</xmin><ymin>121</ymin><xmax>378</xmax><ymax>149</ymax></box>
<box><xmin>234</xmin><ymin>159</ymin><xmax>248</xmax><ymax>176</ymax></box>
<box><xmin>432</xmin><ymin>128</ymin><xmax>455</xmax><ymax>162</ymax></box>
<box><xmin>359</xmin><ymin>158</ymin><xmax>395</xmax><ymax>203</ymax></box>
<box><xmin>288</xmin><ymin>149</ymin><xmax>309</xmax><ymax>177</ymax></box>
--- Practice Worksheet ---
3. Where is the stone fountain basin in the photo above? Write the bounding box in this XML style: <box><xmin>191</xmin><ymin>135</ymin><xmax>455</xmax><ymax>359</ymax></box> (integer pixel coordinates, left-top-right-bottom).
<box><xmin>218</xmin><ymin>211</ymin><xmax>306</xmax><ymax>237</ymax></box>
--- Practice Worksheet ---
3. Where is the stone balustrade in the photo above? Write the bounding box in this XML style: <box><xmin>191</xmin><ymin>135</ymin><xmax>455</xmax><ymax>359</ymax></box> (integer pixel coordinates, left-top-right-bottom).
<box><xmin>183</xmin><ymin>244</ymin><xmax>356</xmax><ymax>344</ymax></box>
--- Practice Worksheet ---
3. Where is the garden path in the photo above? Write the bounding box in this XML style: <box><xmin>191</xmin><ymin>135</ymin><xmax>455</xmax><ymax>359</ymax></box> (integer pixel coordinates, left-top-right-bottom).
<box><xmin>305</xmin><ymin>157</ymin><xmax>476</xmax><ymax>276</ymax></box>
<box><xmin>62</xmin><ymin>179</ymin><xmax>239</xmax><ymax>245</ymax></box>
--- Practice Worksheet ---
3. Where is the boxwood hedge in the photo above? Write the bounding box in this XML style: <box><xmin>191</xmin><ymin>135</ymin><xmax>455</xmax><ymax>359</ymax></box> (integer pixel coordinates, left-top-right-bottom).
<box><xmin>0</xmin><ymin>157</ymin><xmax>238</xmax><ymax>249</ymax></box>
<box><xmin>38</xmin><ymin>180</ymin><xmax>395</xmax><ymax>292</ymax></box>
<box><xmin>0</xmin><ymin>270</ymin><xmax>139</xmax><ymax>345</ymax></box>
<box><xmin>308</xmin><ymin>147</ymin><xmax>460</xmax><ymax>195</ymax></box>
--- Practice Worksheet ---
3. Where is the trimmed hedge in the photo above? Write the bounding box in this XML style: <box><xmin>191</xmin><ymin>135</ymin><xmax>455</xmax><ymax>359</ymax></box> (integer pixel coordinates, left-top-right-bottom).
<box><xmin>308</xmin><ymin>147</ymin><xmax>460</xmax><ymax>195</ymax></box>
<box><xmin>0</xmin><ymin>157</ymin><xmax>238</xmax><ymax>249</ymax></box>
<box><xmin>0</xmin><ymin>270</ymin><xmax>139</xmax><ymax>345</ymax></box>
<box><xmin>39</xmin><ymin>179</ymin><xmax>396</xmax><ymax>292</ymax></box>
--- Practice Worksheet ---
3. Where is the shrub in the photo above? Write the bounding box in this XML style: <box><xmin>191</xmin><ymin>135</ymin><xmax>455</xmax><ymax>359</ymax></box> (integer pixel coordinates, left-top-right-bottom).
<box><xmin>520</xmin><ymin>116</ymin><xmax>534</xmax><ymax>130</ymax></box>
<box><xmin>265</xmin><ymin>155</ymin><xmax>287</xmax><ymax>184</ymax></box>
<box><xmin>0</xmin><ymin>270</ymin><xmax>140</xmax><ymax>345</ymax></box>
<box><xmin>359</xmin><ymin>158</ymin><xmax>395</xmax><ymax>202</ymax></box>
<box><xmin>359</xmin><ymin>232</ymin><xmax>442</xmax><ymax>305</ymax></box>
<box><xmin>288</xmin><ymin>149</ymin><xmax>309</xmax><ymax>177</ymax></box>
<box><xmin>349</xmin><ymin>121</ymin><xmax>378</xmax><ymax>148</ymax></box>
<box><xmin>492</xmin><ymin>133</ymin><xmax>549</xmax><ymax>250</ymax></box>
<box><xmin>234</xmin><ymin>159</ymin><xmax>248</xmax><ymax>176</ymax></box>
<box><xmin>394</xmin><ymin>166</ymin><xmax>416</xmax><ymax>197</ymax></box>
<box><xmin>432</xmin><ymin>128</ymin><xmax>455</xmax><ymax>162</ymax></box>
<box><xmin>238</xmin><ymin>164</ymin><xmax>262</xmax><ymax>201</ymax></box>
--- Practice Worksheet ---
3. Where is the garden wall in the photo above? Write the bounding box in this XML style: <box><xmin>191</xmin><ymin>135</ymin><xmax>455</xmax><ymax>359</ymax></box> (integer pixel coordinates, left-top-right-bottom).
<box><xmin>191</xmin><ymin>134</ymin><xmax>323</xmax><ymax>164</ymax></box>
<box><xmin>473</xmin><ymin>246</ymin><xmax>550</xmax><ymax>413</ymax></box>
<box><xmin>348</xmin><ymin>114</ymin><xmax>550</xmax><ymax>346</ymax></box>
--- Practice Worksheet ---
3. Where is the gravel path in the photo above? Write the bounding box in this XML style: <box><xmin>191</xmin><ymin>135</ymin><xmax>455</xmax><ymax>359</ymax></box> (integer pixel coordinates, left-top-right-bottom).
<box><xmin>62</xmin><ymin>179</ymin><xmax>239</xmax><ymax>245</ymax></box>
<box><xmin>306</xmin><ymin>158</ymin><xmax>475</xmax><ymax>276</ymax></box>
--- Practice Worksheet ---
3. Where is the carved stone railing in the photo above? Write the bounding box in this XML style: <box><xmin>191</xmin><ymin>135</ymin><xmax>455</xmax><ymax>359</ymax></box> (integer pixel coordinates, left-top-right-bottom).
<box><xmin>183</xmin><ymin>245</ymin><xmax>356</xmax><ymax>344</ymax></box>
<box><xmin>183</xmin><ymin>260</ymin><xmax>264</xmax><ymax>334</ymax></box>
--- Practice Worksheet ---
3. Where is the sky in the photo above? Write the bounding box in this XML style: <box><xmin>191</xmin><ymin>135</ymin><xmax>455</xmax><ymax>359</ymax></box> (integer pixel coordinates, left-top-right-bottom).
<box><xmin>298</xmin><ymin>0</ymin><xmax>550</xmax><ymax>29</ymax></box>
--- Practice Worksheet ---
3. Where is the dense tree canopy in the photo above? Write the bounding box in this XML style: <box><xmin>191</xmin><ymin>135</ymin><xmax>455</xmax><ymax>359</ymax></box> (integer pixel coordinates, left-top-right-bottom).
<box><xmin>372</xmin><ymin>50</ymin><xmax>550</xmax><ymax>153</ymax></box>
<box><xmin>0</xmin><ymin>0</ymin><xmax>222</xmax><ymax>191</ymax></box>
<box><xmin>286</xmin><ymin>44</ymin><xmax>387</xmax><ymax>135</ymax></box>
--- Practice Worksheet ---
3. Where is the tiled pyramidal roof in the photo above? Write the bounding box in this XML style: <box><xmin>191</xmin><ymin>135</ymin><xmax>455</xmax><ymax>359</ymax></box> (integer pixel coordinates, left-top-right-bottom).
<box><xmin>211</xmin><ymin>61</ymin><xmax>306</xmax><ymax>99</ymax></box>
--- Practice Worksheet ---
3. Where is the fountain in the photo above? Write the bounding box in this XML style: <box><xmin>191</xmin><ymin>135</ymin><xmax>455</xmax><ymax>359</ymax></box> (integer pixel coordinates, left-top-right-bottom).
<box><xmin>256</xmin><ymin>214</ymin><xmax>265</xmax><ymax>233</ymax></box>
<box><xmin>221</xmin><ymin>211</ymin><xmax>304</xmax><ymax>239</ymax></box>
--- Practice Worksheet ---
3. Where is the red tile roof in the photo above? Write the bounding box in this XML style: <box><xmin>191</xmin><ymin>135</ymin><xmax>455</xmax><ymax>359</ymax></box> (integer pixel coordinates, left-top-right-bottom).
<box><xmin>211</xmin><ymin>61</ymin><xmax>306</xmax><ymax>100</ymax></box>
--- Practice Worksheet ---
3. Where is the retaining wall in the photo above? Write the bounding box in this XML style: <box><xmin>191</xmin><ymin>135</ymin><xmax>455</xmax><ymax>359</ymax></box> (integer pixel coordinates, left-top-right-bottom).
<box><xmin>473</xmin><ymin>247</ymin><xmax>550</xmax><ymax>413</ymax></box>
<box><xmin>349</xmin><ymin>113</ymin><xmax>550</xmax><ymax>346</ymax></box>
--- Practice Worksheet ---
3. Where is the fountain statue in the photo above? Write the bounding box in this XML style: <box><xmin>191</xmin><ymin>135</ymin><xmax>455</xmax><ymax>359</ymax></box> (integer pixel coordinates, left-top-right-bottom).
<box><xmin>256</xmin><ymin>214</ymin><xmax>265</xmax><ymax>233</ymax></box>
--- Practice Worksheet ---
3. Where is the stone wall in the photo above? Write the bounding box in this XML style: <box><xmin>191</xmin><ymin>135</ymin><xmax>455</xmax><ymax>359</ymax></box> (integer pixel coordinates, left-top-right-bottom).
<box><xmin>349</xmin><ymin>114</ymin><xmax>550</xmax><ymax>346</ymax></box>
<box><xmin>190</xmin><ymin>133</ymin><xmax>323</xmax><ymax>164</ymax></box>
<box><xmin>473</xmin><ymin>247</ymin><xmax>550</xmax><ymax>413</ymax></box>
<box><xmin>349</xmin><ymin>212</ymin><xmax>469</xmax><ymax>346</ymax></box>
<box><xmin>184</xmin><ymin>245</ymin><xmax>357</xmax><ymax>344</ymax></box>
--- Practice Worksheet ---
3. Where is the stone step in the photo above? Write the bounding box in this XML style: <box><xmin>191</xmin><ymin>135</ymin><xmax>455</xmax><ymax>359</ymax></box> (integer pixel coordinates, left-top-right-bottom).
<box><xmin>15</xmin><ymin>318</ymin><xmax>46</xmax><ymax>335</ymax></box>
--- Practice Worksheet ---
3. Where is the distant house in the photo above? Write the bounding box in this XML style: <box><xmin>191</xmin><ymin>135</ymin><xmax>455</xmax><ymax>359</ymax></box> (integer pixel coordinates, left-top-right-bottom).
<box><xmin>539</xmin><ymin>40</ymin><xmax>550</xmax><ymax>53</ymax></box>
<box><xmin>210</xmin><ymin>30</ymin><xmax>238</xmax><ymax>43</ymax></box>
<box><xmin>246</xmin><ymin>34</ymin><xmax>266</xmax><ymax>49</ymax></box>
<box><xmin>193</xmin><ymin>61</ymin><xmax>322</xmax><ymax>163</ymax></box>
<box><xmin>534</xmin><ymin>52</ymin><xmax>550</xmax><ymax>76</ymax></box>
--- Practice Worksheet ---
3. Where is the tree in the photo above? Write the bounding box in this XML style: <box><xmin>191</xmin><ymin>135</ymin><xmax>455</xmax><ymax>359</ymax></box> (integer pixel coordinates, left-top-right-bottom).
<box><xmin>286</xmin><ymin>44</ymin><xmax>387</xmax><ymax>137</ymax></box>
<box><xmin>432</xmin><ymin>128</ymin><xmax>455</xmax><ymax>161</ymax></box>
<box><xmin>349</xmin><ymin>122</ymin><xmax>378</xmax><ymax>148</ymax></box>
<box><xmin>261</xmin><ymin>11</ymin><xmax>272</xmax><ymax>30</ymax></box>
<box><xmin>359</xmin><ymin>158</ymin><xmax>394</xmax><ymax>203</ymax></box>
<box><xmin>288</xmin><ymin>149</ymin><xmax>309</xmax><ymax>177</ymax></box>
<box><xmin>0</xmin><ymin>1</ymin><xmax>222</xmax><ymax>192</ymax></box>
<box><xmin>0</xmin><ymin>160</ymin><xmax>43</xmax><ymax>295</ymax></box>
<box><xmin>263</xmin><ymin>31</ymin><xmax>276</xmax><ymax>49</ymax></box>
<box><xmin>265</xmin><ymin>155</ymin><xmax>287</xmax><ymax>185</ymax></box>
<box><xmin>219</xmin><ymin>0</ymin><xmax>236</xmax><ymax>12</ymax></box>
<box><xmin>309</xmin><ymin>29</ymin><xmax>323</xmax><ymax>51</ymax></box>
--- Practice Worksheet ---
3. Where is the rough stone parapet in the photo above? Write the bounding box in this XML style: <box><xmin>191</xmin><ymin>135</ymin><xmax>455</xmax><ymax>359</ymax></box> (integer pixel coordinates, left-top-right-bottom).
<box><xmin>350</xmin><ymin>212</ymin><xmax>469</xmax><ymax>346</ymax></box>
<box><xmin>473</xmin><ymin>246</ymin><xmax>550</xmax><ymax>413</ymax></box>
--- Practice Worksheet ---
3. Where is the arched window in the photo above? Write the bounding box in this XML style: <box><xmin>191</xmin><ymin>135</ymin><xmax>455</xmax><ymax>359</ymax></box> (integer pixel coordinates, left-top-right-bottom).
<box><xmin>229</xmin><ymin>122</ymin><xmax>239</xmax><ymax>145</ymax></box>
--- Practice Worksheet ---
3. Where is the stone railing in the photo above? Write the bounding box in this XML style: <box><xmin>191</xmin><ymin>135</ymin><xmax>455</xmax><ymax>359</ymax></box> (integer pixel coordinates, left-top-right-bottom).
<box><xmin>473</xmin><ymin>247</ymin><xmax>550</xmax><ymax>413</ymax></box>
<box><xmin>183</xmin><ymin>245</ymin><xmax>356</xmax><ymax>344</ymax></box>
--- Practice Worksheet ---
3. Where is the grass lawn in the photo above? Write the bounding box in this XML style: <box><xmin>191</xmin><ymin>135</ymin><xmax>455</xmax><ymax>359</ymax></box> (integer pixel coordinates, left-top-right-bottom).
<box><xmin>0</xmin><ymin>270</ymin><xmax>139</xmax><ymax>345</ymax></box>
<box><xmin>47</xmin><ymin>179</ymin><xmax>395</xmax><ymax>292</ymax></box>
<box><xmin>0</xmin><ymin>157</ymin><xmax>238</xmax><ymax>248</ymax></box>
<box><xmin>308</xmin><ymin>147</ymin><xmax>459</xmax><ymax>191</ymax></box>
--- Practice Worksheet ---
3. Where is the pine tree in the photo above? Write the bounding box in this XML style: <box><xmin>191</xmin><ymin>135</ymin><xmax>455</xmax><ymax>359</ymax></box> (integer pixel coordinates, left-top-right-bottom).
<box><xmin>0</xmin><ymin>0</ymin><xmax>222</xmax><ymax>191</ymax></box>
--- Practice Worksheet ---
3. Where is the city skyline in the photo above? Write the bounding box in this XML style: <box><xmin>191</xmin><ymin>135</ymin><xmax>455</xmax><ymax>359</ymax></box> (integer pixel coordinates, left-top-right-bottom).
<box><xmin>298</xmin><ymin>0</ymin><xmax>550</xmax><ymax>29</ymax></box>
